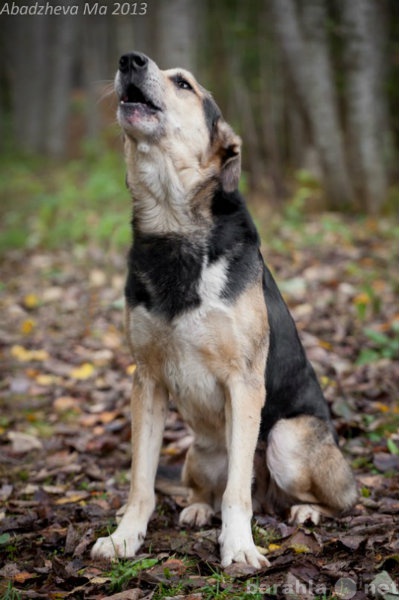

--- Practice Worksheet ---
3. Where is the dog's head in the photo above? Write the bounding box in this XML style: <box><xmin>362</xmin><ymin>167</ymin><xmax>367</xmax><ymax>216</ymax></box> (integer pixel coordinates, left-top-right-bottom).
<box><xmin>115</xmin><ymin>52</ymin><xmax>241</xmax><ymax>194</ymax></box>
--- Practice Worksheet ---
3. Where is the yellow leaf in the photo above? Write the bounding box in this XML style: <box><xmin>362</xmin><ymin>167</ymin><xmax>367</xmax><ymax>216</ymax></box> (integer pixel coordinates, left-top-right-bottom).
<box><xmin>30</xmin><ymin>348</ymin><xmax>49</xmax><ymax>361</ymax></box>
<box><xmin>320</xmin><ymin>375</ymin><xmax>332</xmax><ymax>387</ymax></box>
<box><xmin>374</xmin><ymin>401</ymin><xmax>390</xmax><ymax>414</ymax></box>
<box><xmin>70</xmin><ymin>362</ymin><xmax>95</xmax><ymax>380</ymax></box>
<box><xmin>36</xmin><ymin>374</ymin><xmax>55</xmax><ymax>386</ymax></box>
<box><xmin>11</xmin><ymin>345</ymin><xmax>49</xmax><ymax>362</ymax></box>
<box><xmin>161</xmin><ymin>446</ymin><xmax>182</xmax><ymax>456</ymax></box>
<box><xmin>23</xmin><ymin>293</ymin><xmax>39</xmax><ymax>309</ymax></box>
<box><xmin>21</xmin><ymin>319</ymin><xmax>36</xmax><ymax>335</ymax></box>
<box><xmin>290</xmin><ymin>543</ymin><xmax>311</xmax><ymax>554</ymax></box>
<box><xmin>268</xmin><ymin>543</ymin><xmax>281</xmax><ymax>552</ymax></box>
<box><xmin>126</xmin><ymin>364</ymin><xmax>137</xmax><ymax>375</ymax></box>
<box><xmin>11</xmin><ymin>345</ymin><xmax>29</xmax><ymax>360</ymax></box>
<box><xmin>319</xmin><ymin>340</ymin><xmax>332</xmax><ymax>350</ymax></box>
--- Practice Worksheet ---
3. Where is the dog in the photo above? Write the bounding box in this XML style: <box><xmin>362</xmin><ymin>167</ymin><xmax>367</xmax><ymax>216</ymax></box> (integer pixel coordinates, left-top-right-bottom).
<box><xmin>91</xmin><ymin>52</ymin><xmax>357</xmax><ymax>568</ymax></box>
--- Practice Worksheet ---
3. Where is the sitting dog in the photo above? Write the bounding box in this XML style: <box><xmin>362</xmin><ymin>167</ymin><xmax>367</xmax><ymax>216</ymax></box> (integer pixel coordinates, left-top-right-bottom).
<box><xmin>91</xmin><ymin>52</ymin><xmax>357</xmax><ymax>568</ymax></box>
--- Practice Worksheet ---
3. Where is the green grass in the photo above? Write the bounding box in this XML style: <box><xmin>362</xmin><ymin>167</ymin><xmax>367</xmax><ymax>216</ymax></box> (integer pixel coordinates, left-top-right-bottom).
<box><xmin>1</xmin><ymin>148</ymin><xmax>398</xmax><ymax>259</ymax></box>
<box><xmin>105</xmin><ymin>557</ymin><xmax>158</xmax><ymax>592</ymax></box>
<box><xmin>356</xmin><ymin>323</ymin><xmax>399</xmax><ymax>365</ymax></box>
<box><xmin>1</xmin><ymin>582</ymin><xmax>22</xmax><ymax>600</ymax></box>
<box><xmin>0</xmin><ymin>143</ymin><xmax>130</xmax><ymax>255</ymax></box>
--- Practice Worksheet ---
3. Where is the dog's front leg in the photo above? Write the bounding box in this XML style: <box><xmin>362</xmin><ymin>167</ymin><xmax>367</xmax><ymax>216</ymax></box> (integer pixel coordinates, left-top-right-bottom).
<box><xmin>91</xmin><ymin>371</ymin><xmax>168</xmax><ymax>560</ymax></box>
<box><xmin>219</xmin><ymin>376</ymin><xmax>270</xmax><ymax>569</ymax></box>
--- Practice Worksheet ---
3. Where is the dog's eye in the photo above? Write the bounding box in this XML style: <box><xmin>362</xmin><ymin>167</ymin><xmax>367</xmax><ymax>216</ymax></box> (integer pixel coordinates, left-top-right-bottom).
<box><xmin>173</xmin><ymin>75</ymin><xmax>193</xmax><ymax>91</ymax></box>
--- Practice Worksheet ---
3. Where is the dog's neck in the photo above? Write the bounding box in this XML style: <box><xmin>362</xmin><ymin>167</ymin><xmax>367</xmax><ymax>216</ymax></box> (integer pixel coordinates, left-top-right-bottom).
<box><xmin>124</xmin><ymin>140</ymin><xmax>215</xmax><ymax>237</ymax></box>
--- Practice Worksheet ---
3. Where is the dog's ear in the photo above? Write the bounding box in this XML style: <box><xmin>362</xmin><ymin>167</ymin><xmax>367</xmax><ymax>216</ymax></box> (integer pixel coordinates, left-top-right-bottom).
<box><xmin>217</xmin><ymin>121</ymin><xmax>242</xmax><ymax>193</ymax></box>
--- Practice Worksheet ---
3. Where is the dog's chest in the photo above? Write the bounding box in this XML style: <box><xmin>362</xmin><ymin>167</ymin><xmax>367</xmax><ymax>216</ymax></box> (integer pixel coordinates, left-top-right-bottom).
<box><xmin>126</xmin><ymin>258</ymin><xmax>231</xmax><ymax>426</ymax></box>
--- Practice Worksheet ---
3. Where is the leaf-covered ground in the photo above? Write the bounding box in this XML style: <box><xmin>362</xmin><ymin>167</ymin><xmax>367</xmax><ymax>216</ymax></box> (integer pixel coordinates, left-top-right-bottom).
<box><xmin>1</xmin><ymin>213</ymin><xmax>398</xmax><ymax>599</ymax></box>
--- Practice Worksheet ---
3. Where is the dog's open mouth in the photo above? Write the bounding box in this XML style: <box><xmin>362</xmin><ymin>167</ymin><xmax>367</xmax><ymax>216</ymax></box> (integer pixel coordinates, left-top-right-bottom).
<box><xmin>120</xmin><ymin>83</ymin><xmax>161</xmax><ymax>112</ymax></box>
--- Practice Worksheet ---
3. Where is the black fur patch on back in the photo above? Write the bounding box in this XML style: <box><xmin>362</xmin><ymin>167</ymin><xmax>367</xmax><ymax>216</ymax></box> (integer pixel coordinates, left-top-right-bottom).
<box><xmin>209</xmin><ymin>189</ymin><xmax>262</xmax><ymax>301</ymax></box>
<box><xmin>260</xmin><ymin>266</ymin><xmax>333</xmax><ymax>440</ymax></box>
<box><xmin>125</xmin><ymin>233</ymin><xmax>204</xmax><ymax>319</ymax></box>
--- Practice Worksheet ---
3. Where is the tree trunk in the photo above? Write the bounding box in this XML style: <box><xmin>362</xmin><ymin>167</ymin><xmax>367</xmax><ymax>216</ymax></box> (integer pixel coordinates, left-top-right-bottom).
<box><xmin>44</xmin><ymin>11</ymin><xmax>77</xmax><ymax>157</ymax></box>
<box><xmin>25</xmin><ymin>17</ymin><xmax>48</xmax><ymax>152</ymax></box>
<box><xmin>259</xmin><ymin>4</ymin><xmax>286</xmax><ymax>200</ymax></box>
<box><xmin>270</xmin><ymin>0</ymin><xmax>354</xmax><ymax>210</ymax></box>
<box><xmin>229</xmin><ymin>56</ymin><xmax>264</xmax><ymax>190</ymax></box>
<box><xmin>5</xmin><ymin>16</ymin><xmax>36</xmax><ymax>152</ymax></box>
<box><xmin>83</xmin><ymin>15</ymin><xmax>111</xmax><ymax>140</ymax></box>
<box><xmin>341</xmin><ymin>0</ymin><xmax>388</xmax><ymax>213</ymax></box>
<box><xmin>156</xmin><ymin>0</ymin><xmax>200</xmax><ymax>71</ymax></box>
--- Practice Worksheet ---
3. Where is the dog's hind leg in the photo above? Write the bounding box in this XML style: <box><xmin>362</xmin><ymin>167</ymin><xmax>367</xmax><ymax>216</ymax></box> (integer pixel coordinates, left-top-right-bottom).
<box><xmin>91</xmin><ymin>371</ymin><xmax>168</xmax><ymax>559</ymax></box>
<box><xmin>266</xmin><ymin>416</ymin><xmax>357</xmax><ymax>525</ymax></box>
<box><xmin>179</xmin><ymin>439</ymin><xmax>227</xmax><ymax>527</ymax></box>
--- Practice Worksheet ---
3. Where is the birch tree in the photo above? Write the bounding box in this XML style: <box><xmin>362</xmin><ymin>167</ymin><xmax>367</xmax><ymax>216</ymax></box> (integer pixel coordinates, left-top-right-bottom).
<box><xmin>156</xmin><ymin>0</ymin><xmax>201</xmax><ymax>71</ymax></box>
<box><xmin>270</xmin><ymin>0</ymin><xmax>354</xmax><ymax>209</ymax></box>
<box><xmin>341</xmin><ymin>0</ymin><xmax>389</xmax><ymax>213</ymax></box>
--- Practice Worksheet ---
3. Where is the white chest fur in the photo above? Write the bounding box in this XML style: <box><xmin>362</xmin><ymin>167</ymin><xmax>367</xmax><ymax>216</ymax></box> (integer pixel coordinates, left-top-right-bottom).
<box><xmin>126</xmin><ymin>257</ymin><xmax>231</xmax><ymax>432</ymax></box>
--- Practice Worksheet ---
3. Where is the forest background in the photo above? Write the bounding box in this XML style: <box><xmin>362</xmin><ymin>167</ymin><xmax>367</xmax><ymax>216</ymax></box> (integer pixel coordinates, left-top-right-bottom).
<box><xmin>0</xmin><ymin>0</ymin><xmax>398</xmax><ymax>226</ymax></box>
<box><xmin>0</xmin><ymin>1</ymin><xmax>398</xmax><ymax>599</ymax></box>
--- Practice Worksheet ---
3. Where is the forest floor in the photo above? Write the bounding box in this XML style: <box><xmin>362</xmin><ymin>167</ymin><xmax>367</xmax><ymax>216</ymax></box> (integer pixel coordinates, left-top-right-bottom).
<box><xmin>0</xmin><ymin>211</ymin><xmax>398</xmax><ymax>600</ymax></box>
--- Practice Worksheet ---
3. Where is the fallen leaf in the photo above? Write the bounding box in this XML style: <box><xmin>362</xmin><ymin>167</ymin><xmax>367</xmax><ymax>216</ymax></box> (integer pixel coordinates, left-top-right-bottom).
<box><xmin>374</xmin><ymin>453</ymin><xmax>399</xmax><ymax>472</ymax></box>
<box><xmin>36</xmin><ymin>374</ymin><xmax>57</xmax><ymax>386</ymax></box>
<box><xmin>55</xmin><ymin>492</ymin><xmax>90</xmax><ymax>505</ymax></box>
<box><xmin>99</xmin><ymin>410</ymin><xmax>119</xmax><ymax>424</ymax></box>
<box><xmin>23</xmin><ymin>293</ymin><xmax>40</xmax><ymax>309</ymax></box>
<box><xmin>21</xmin><ymin>318</ymin><xmax>36</xmax><ymax>334</ymax></box>
<box><xmin>90</xmin><ymin>269</ymin><xmax>107</xmax><ymax>287</ymax></box>
<box><xmin>285</xmin><ymin>530</ymin><xmax>322</xmax><ymax>555</ymax></box>
<box><xmin>70</xmin><ymin>362</ymin><xmax>95</xmax><ymax>380</ymax></box>
<box><xmin>14</xmin><ymin>571</ymin><xmax>37</xmax><ymax>583</ymax></box>
<box><xmin>268</xmin><ymin>543</ymin><xmax>281</xmax><ymax>552</ymax></box>
<box><xmin>53</xmin><ymin>396</ymin><xmax>80</xmax><ymax>412</ymax></box>
<box><xmin>0</xmin><ymin>485</ymin><xmax>13</xmax><ymax>501</ymax></box>
<box><xmin>10</xmin><ymin>345</ymin><xmax>49</xmax><ymax>362</ymax></box>
<box><xmin>7</xmin><ymin>431</ymin><xmax>43</xmax><ymax>453</ymax></box>
<box><xmin>42</xmin><ymin>286</ymin><xmax>63</xmax><ymax>303</ymax></box>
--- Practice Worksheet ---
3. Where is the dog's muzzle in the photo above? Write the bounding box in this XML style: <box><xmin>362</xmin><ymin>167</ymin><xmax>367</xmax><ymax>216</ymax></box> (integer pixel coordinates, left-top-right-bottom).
<box><xmin>117</xmin><ymin>51</ymin><xmax>162</xmax><ymax>113</ymax></box>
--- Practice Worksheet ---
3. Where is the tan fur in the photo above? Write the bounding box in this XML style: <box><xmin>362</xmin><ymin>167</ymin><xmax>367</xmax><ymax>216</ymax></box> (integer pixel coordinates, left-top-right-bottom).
<box><xmin>252</xmin><ymin>415</ymin><xmax>357</xmax><ymax>524</ymax></box>
<box><xmin>119</xmin><ymin>64</ymin><xmax>241</xmax><ymax>236</ymax></box>
<box><xmin>91</xmin><ymin>56</ymin><xmax>356</xmax><ymax>568</ymax></box>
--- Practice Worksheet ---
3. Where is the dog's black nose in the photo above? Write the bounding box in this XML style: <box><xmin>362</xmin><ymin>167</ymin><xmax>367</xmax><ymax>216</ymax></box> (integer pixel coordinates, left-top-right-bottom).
<box><xmin>119</xmin><ymin>52</ymin><xmax>149</xmax><ymax>74</ymax></box>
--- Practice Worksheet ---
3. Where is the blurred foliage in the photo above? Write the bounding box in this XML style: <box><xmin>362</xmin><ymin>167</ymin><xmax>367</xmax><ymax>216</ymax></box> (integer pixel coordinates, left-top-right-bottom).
<box><xmin>357</xmin><ymin>324</ymin><xmax>399</xmax><ymax>365</ymax></box>
<box><xmin>0</xmin><ymin>142</ymin><xmax>129</xmax><ymax>255</ymax></box>
<box><xmin>1</xmin><ymin>147</ymin><xmax>398</xmax><ymax>260</ymax></box>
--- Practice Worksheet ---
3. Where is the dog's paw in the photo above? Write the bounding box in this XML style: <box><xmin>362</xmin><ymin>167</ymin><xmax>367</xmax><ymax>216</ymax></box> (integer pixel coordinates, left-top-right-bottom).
<box><xmin>91</xmin><ymin>532</ymin><xmax>143</xmax><ymax>560</ymax></box>
<box><xmin>219</xmin><ymin>531</ymin><xmax>270</xmax><ymax>569</ymax></box>
<box><xmin>289</xmin><ymin>504</ymin><xmax>320</xmax><ymax>525</ymax></box>
<box><xmin>179</xmin><ymin>502</ymin><xmax>214</xmax><ymax>527</ymax></box>
<box><xmin>220</xmin><ymin>540</ymin><xmax>270</xmax><ymax>569</ymax></box>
